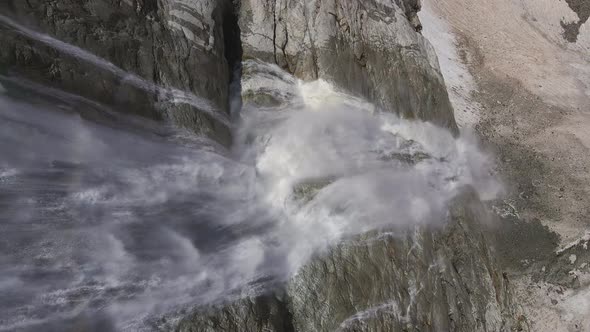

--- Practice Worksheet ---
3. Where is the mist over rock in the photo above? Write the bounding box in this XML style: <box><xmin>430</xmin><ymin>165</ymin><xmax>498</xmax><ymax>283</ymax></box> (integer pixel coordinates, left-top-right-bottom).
<box><xmin>0</xmin><ymin>1</ymin><xmax>519</xmax><ymax>331</ymax></box>
<box><xmin>179</xmin><ymin>192</ymin><xmax>516</xmax><ymax>332</ymax></box>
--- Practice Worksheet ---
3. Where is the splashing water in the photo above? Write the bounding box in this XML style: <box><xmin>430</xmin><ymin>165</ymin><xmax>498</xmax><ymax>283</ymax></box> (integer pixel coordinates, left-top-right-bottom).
<box><xmin>0</xmin><ymin>29</ymin><xmax>500</xmax><ymax>332</ymax></box>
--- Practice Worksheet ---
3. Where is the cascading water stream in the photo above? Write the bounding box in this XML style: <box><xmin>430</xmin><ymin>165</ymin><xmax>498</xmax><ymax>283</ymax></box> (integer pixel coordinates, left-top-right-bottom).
<box><xmin>0</xmin><ymin>17</ymin><xmax>500</xmax><ymax>332</ymax></box>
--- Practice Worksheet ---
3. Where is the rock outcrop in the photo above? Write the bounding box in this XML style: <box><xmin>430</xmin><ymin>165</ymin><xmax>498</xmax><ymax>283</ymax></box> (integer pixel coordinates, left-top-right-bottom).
<box><xmin>178</xmin><ymin>191</ymin><xmax>517</xmax><ymax>332</ymax></box>
<box><xmin>238</xmin><ymin>0</ymin><xmax>457</xmax><ymax>132</ymax></box>
<box><xmin>0</xmin><ymin>0</ymin><xmax>240</xmax><ymax>145</ymax></box>
<box><xmin>0</xmin><ymin>1</ymin><xmax>517</xmax><ymax>331</ymax></box>
<box><xmin>177</xmin><ymin>50</ymin><xmax>517</xmax><ymax>331</ymax></box>
<box><xmin>561</xmin><ymin>0</ymin><xmax>590</xmax><ymax>42</ymax></box>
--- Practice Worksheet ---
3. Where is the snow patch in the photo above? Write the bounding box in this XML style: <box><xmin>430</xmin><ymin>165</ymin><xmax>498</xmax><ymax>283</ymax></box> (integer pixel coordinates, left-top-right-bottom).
<box><xmin>569</xmin><ymin>254</ymin><xmax>577</xmax><ymax>265</ymax></box>
<box><xmin>419</xmin><ymin>0</ymin><xmax>481</xmax><ymax>128</ymax></box>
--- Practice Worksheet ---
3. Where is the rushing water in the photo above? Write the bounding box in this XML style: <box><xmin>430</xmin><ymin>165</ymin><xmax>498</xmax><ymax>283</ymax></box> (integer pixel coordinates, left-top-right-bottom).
<box><xmin>0</xmin><ymin>18</ymin><xmax>500</xmax><ymax>332</ymax></box>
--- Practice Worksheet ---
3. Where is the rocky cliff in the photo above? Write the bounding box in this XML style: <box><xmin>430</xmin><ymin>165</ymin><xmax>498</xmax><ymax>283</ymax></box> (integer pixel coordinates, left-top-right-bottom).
<box><xmin>177</xmin><ymin>40</ymin><xmax>517</xmax><ymax>331</ymax></box>
<box><xmin>0</xmin><ymin>0</ymin><xmax>239</xmax><ymax>145</ymax></box>
<box><xmin>238</xmin><ymin>0</ymin><xmax>457</xmax><ymax>131</ymax></box>
<box><xmin>0</xmin><ymin>1</ymin><xmax>517</xmax><ymax>331</ymax></box>
<box><xmin>180</xmin><ymin>1</ymin><xmax>514</xmax><ymax>331</ymax></box>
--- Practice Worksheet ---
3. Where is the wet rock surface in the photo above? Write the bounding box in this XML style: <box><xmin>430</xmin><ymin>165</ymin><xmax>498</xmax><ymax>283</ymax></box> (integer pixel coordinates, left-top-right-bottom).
<box><xmin>238</xmin><ymin>0</ymin><xmax>457</xmax><ymax>132</ymax></box>
<box><xmin>178</xmin><ymin>41</ymin><xmax>517</xmax><ymax>331</ymax></box>
<box><xmin>0</xmin><ymin>0</ymin><xmax>239</xmax><ymax>144</ymax></box>
<box><xmin>0</xmin><ymin>1</ymin><xmax>519</xmax><ymax>331</ymax></box>
<box><xmin>178</xmin><ymin>191</ymin><xmax>518</xmax><ymax>332</ymax></box>
<box><xmin>561</xmin><ymin>0</ymin><xmax>590</xmax><ymax>42</ymax></box>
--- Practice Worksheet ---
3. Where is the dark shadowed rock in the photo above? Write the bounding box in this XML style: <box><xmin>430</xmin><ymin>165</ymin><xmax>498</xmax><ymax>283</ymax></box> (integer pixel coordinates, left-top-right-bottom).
<box><xmin>177</xmin><ymin>293</ymin><xmax>295</xmax><ymax>332</ymax></box>
<box><xmin>178</xmin><ymin>190</ymin><xmax>519</xmax><ymax>332</ymax></box>
<box><xmin>561</xmin><ymin>0</ymin><xmax>590</xmax><ymax>42</ymax></box>
<box><xmin>0</xmin><ymin>0</ymin><xmax>241</xmax><ymax>145</ymax></box>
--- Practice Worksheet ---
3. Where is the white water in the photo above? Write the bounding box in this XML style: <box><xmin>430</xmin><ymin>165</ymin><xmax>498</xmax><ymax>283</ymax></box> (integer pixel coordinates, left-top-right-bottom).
<box><xmin>0</xmin><ymin>21</ymin><xmax>500</xmax><ymax>332</ymax></box>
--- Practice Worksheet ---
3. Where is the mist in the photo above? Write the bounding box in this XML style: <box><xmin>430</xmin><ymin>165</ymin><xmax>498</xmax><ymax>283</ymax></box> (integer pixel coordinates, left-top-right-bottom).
<box><xmin>0</xmin><ymin>52</ymin><xmax>499</xmax><ymax>332</ymax></box>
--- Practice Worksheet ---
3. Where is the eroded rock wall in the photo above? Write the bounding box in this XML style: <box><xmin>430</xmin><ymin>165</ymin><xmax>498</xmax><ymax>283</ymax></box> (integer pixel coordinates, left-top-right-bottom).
<box><xmin>238</xmin><ymin>0</ymin><xmax>457</xmax><ymax>131</ymax></box>
<box><xmin>0</xmin><ymin>0</ymin><xmax>239</xmax><ymax>144</ymax></box>
<box><xmin>178</xmin><ymin>191</ymin><xmax>517</xmax><ymax>332</ymax></box>
<box><xmin>0</xmin><ymin>1</ymin><xmax>518</xmax><ymax>330</ymax></box>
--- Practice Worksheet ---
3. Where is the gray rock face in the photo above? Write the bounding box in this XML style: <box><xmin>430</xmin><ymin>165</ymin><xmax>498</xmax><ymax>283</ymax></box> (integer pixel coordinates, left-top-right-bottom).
<box><xmin>177</xmin><ymin>294</ymin><xmax>295</xmax><ymax>332</ymax></box>
<box><xmin>290</xmin><ymin>193</ymin><xmax>514</xmax><ymax>332</ymax></box>
<box><xmin>178</xmin><ymin>56</ymin><xmax>517</xmax><ymax>332</ymax></box>
<box><xmin>0</xmin><ymin>0</ymin><xmax>239</xmax><ymax>145</ymax></box>
<box><xmin>178</xmin><ymin>191</ymin><xmax>517</xmax><ymax>332</ymax></box>
<box><xmin>561</xmin><ymin>0</ymin><xmax>590</xmax><ymax>42</ymax></box>
<box><xmin>0</xmin><ymin>1</ymin><xmax>516</xmax><ymax>331</ymax></box>
<box><xmin>238</xmin><ymin>0</ymin><xmax>457</xmax><ymax>132</ymax></box>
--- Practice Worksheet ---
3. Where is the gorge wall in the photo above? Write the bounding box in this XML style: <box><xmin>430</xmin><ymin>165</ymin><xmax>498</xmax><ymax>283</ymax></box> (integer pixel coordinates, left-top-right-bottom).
<box><xmin>0</xmin><ymin>0</ymin><xmax>238</xmax><ymax>145</ymax></box>
<box><xmin>0</xmin><ymin>1</ymin><xmax>518</xmax><ymax>331</ymax></box>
